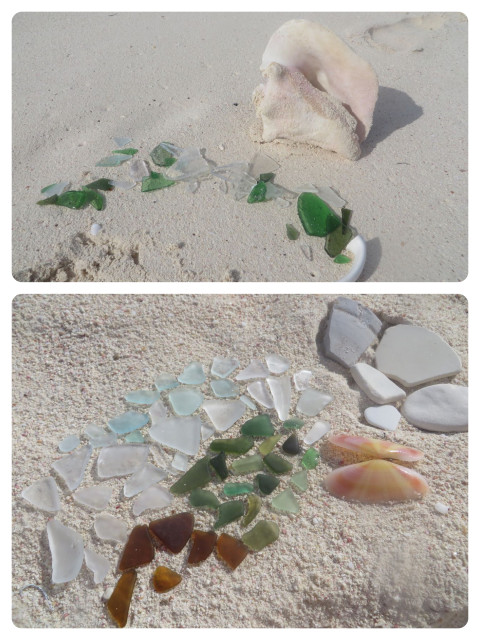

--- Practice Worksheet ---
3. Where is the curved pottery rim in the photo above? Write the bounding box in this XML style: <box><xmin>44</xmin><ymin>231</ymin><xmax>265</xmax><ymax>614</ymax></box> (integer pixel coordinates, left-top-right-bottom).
<box><xmin>337</xmin><ymin>235</ymin><xmax>366</xmax><ymax>282</ymax></box>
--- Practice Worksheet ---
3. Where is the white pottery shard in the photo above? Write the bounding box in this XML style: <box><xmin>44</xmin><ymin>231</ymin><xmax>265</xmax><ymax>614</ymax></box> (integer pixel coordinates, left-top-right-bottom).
<box><xmin>350</xmin><ymin>362</ymin><xmax>406</xmax><ymax>404</ymax></box>
<box><xmin>401</xmin><ymin>384</ymin><xmax>468</xmax><ymax>432</ymax></box>
<box><xmin>364</xmin><ymin>405</ymin><xmax>401</xmax><ymax>432</ymax></box>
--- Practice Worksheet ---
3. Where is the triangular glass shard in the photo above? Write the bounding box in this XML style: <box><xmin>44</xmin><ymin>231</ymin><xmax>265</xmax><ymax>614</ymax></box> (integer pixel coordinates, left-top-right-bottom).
<box><xmin>96</xmin><ymin>155</ymin><xmax>130</xmax><ymax>167</ymax></box>
<box><xmin>209</xmin><ymin>451</ymin><xmax>228</xmax><ymax>480</ymax></box>
<box><xmin>124</xmin><ymin>463</ymin><xmax>167</xmax><ymax>497</ymax></box>
<box><xmin>21</xmin><ymin>476</ymin><xmax>61</xmax><ymax>512</ymax></box>
<box><xmin>203</xmin><ymin>399</ymin><xmax>245</xmax><ymax>431</ymax></box>
<box><xmin>211</xmin><ymin>378</ymin><xmax>239</xmax><ymax>398</ymax></box>
<box><xmin>256</xmin><ymin>473</ymin><xmax>280</xmax><ymax>495</ymax></box>
<box><xmin>265</xmin><ymin>353</ymin><xmax>290</xmax><ymax>374</ymax></box>
<box><xmin>290</xmin><ymin>469</ymin><xmax>309</xmax><ymax>493</ymax></box>
<box><xmin>118</xmin><ymin>524</ymin><xmax>155</xmax><ymax>571</ymax></box>
<box><xmin>201</xmin><ymin>422</ymin><xmax>215</xmax><ymax>441</ymax></box>
<box><xmin>74</xmin><ymin>485</ymin><xmax>112</xmax><ymax>510</ymax></box>
<box><xmin>247</xmin><ymin>180</ymin><xmax>267</xmax><ymax>203</ymax></box>
<box><xmin>41</xmin><ymin>181</ymin><xmax>70</xmax><ymax>197</ymax></box>
<box><xmin>149</xmin><ymin>399</ymin><xmax>169</xmax><ymax>423</ymax></box>
<box><xmin>177</xmin><ymin>362</ymin><xmax>206</xmax><ymax>385</ymax></box>
<box><xmin>189</xmin><ymin>488</ymin><xmax>220</xmax><ymax>509</ymax></box>
<box><xmin>297</xmin><ymin>388</ymin><xmax>333</xmax><ymax>416</ymax></box>
<box><xmin>304</xmin><ymin>421</ymin><xmax>331</xmax><ymax>444</ymax></box>
<box><xmin>150</xmin><ymin>143</ymin><xmax>175</xmax><ymax>166</ymax></box>
<box><xmin>293</xmin><ymin>370</ymin><xmax>312</xmax><ymax>391</ymax></box>
<box><xmin>241</xmin><ymin>520</ymin><xmax>279</xmax><ymax>551</ymax></box>
<box><xmin>301</xmin><ymin>447</ymin><xmax>320</xmax><ymax>469</ymax></box>
<box><xmin>241</xmin><ymin>414</ymin><xmax>274</xmax><ymax>437</ymax></box>
<box><xmin>242</xmin><ymin>493</ymin><xmax>261</xmax><ymax>527</ymax></box>
<box><xmin>286</xmin><ymin>224</ymin><xmax>300</xmax><ymax>241</ymax></box>
<box><xmin>124</xmin><ymin>390</ymin><xmax>161</xmax><ymax>405</ymax></box>
<box><xmin>97</xmin><ymin>444</ymin><xmax>149</xmax><ymax>478</ymax></box>
<box><xmin>211</xmin><ymin>356</ymin><xmax>240</xmax><ymax>378</ymax></box>
<box><xmin>214</xmin><ymin>501</ymin><xmax>244</xmax><ymax>529</ymax></box>
<box><xmin>282</xmin><ymin>432</ymin><xmax>301</xmax><ymax>455</ymax></box>
<box><xmin>172</xmin><ymin>451</ymin><xmax>190</xmax><ymax>472</ymax></box>
<box><xmin>84</xmin><ymin>547</ymin><xmax>110</xmax><ymax>584</ymax></box>
<box><xmin>263</xmin><ymin>452</ymin><xmax>293</xmax><ymax>475</ymax></box>
<box><xmin>149</xmin><ymin>416</ymin><xmax>201</xmax><ymax>455</ymax></box>
<box><xmin>297</xmin><ymin>192</ymin><xmax>341</xmax><ymax>237</ymax></box>
<box><xmin>133</xmin><ymin>484</ymin><xmax>172</xmax><ymax>516</ymax></box>
<box><xmin>149</xmin><ymin>512</ymin><xmax>194</xmax><ymax>553</ymax></box>
<box><xmin>267</xmin><ymin>375</ymin><xmax>291</xmax><ymax>421</ymax></box>
<box><xmin>108</xmin><ymin>411</ymin><xmax>149</xmax><ymax>435</ymax></box>
<box><xmin>108</xmin><ymin>179</ymin><xmax>136</xmax><ymax>190</ymax></box>
<box><xmin>170</xmin><ymin>455</ymin><xmax>214</xmax><ymax>495</ymax></box>
<box><xmin>152</xmin><ymin>566</ymin><xmax>182</xmax><ymax>593</ymax></box>
<box><xmin>129</xmin><ymin>158</ymin><xmax>150</xmax><ymax>181</ymax></box>
<box><xmin>315</xmin><ymin>185</ymin><xmax>346</xmax><ymax>211</ymax></box>
<box><xmin>258</xmin><ymin>435</ymin><xmax>282</xmax><ymax>456</ymax></box>
<box><xmin>324</xmin><ymin>216</ymin><xmax>354</xmax><ymax>258</ymax></box>
<box><xmin>166</xmin><ymin>147</ymin><xmax>211</xmax><ymax>181</ymax></box>
<box><xmin>84</xmin><ymin>423</ymin><xmax>117</xmax><ymax>448</ymax></box>
<box><xmin>58</xmin><ymin>434</ymin><xmax>80</xmax><ymax>452</ymax></box>
<box><xmin>141</xmin><ymin>171</ymin><xmax>175</xmax><ymax>191</ymax></box>
<box><xmin>271</xmin><ymin>488</ymin><xmax>300</xmax><ymax>514</ymax></box>
<box><xmin>107</xmin><ymin>570</ymin><xmax>137</xmax><ymax>628</ymax></box>
<box><xmin>216</xmin><ymin>533</ymin><xmax>249</xmax><ymax>569</ymax></box>
<box><xmin>188</xmin><ymin>530</ymin><xmax>217</xmax><ymax>564</ymax></box>
<box><xmin>112</xmin><ymin>147</ymin><xmax>137</xmax><ymax>155</ymax></box>
<box><xmin>240</xmin><ymin>395</ymin><xmax>256</xmax><ymax>410</ymax></box>
<box><xmin>248</xmin><ymin>151</ymin><xmax>280</xmax><ymax>180</ymax></box>
<box><xmin>94</xmin><ymin>513</ymin><xmax>128</xmax><ymax>543</ymax></box>
<box><xmin>247</xmin><ymin>380</ymin><xmax>274</xmax><ymax>409</ymax></box>
<box><xmin>236</xmin><ymin>359</ymin><xmax>269</xmax><ymax>380</ymax></box>
<box><xmin>154</xmin><ymin>372</ymin><xmax>179</xmax><ymax>391</ymax></box>
<box><xmin>168</xmin><ymin>388</ymin><xmax>204</xmax><ymax>416</ymax></box>
<box><xmin>52</xmin><ymin>444</ymin><xmax>92</xmax><ymax>491</ymax></box>
<box><xmin>113</xmin><ymin>136</ymin><xmax>132</xmax><ymax>147</ymax></box>
<box><xmin>47</xmin><ymin>519</ymin><xmax>84</xmax><ymax>583</ymax></box>
<box><xmin>125</xmin><ymin>431</ymin><xmax>144</xmax><ymax>443</ymax></box>
<box><xmin>158</xmin><ymin>142</ymin><xmax>184</xmax><ymax>158</ymax></box>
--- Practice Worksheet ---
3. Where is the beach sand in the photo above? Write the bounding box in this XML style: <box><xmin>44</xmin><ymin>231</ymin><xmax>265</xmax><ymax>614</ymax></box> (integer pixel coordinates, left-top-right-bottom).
<box><xmin>12</xmin><ymin>12</ymin><xmax>467</xmax><ymax>282</ymax></box>
<box><xmin>12</xmin><ymin>294</ymin><xmax>468</xmax><ymax>627</ymax></box>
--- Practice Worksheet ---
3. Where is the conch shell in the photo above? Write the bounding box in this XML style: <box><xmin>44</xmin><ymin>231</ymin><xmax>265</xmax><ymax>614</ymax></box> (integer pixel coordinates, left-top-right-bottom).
<box><xmin>253</xmin><ymin>19</ymin><xmax>379</xmax><ymax>159</ymax></box>
<box><xmin>329</xmin><ymin>433</ymin><xmax>424</xmax><ymax>462</ymax></box>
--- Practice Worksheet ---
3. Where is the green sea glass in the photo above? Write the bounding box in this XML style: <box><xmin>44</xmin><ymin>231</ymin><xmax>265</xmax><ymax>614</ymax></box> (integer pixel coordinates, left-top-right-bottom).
<box><xmin>223</xmin><ymin>482</ymin><xmax>254</xmax><ymax>496</ymax></box>
<box><xmin>231</xmin><ymin>454</ymin><xmax>264</xmax><ymax>475</ymax></box>
<box><xmin>85</xmin><ymin>178</ymin><xmax>114</xmax><ymax>191</ymax></box>
<box><xmin>325</xmin><ymin>224</ymin><xmax>354</xmax><ymax>257</ymax></box>
<box><xmin>271</xmin><ymin>488</ymin><xmax>300</xmax><ymax>514</ymax></box>
<box><xmin>170</xmin><ymin>455</ymin><xmax>214</xmax><ymax>494</ymax></box>
<box><xmin>256</xmin><ymin>473</ymin><xmax>280</xmax><ymax>495</ymax></box>
<box><xmin>297</xmin><ymin>192</ymin><xmax>341</xmax><ymax>237</ymax></box>
<box><xmin>141</xmin><ymin>172</ymin><xmax>176</xmax><ymax>192</ymax></box>
<box><xmin>258</xmin><ymin>435</ymin><xmax>282</xmax><ymax>456</ymax></box>
<box><xmin>189</xmin><ymin>488</ymin><xmax>220</xmax><ymax>509</ymax></box>
<box><xmin>214</xmin><ymin>501</ymin><xmax>245</xmax><ymax>529</ymax></box>
<box><xmin>241</xmin><ymin>414</ymin><xmax>274</xmax><ymax>437</ymax></box>
<box><xmin>37</xmin><ymin>194</ymin><xmax>59</xmax><ymax>206</ymax></box>
<box><xmin>247</xmin><ymin>181</ymin><xmax>267</xmax><ymax>203</ymax></box>
<box><xmin>56</xmin><ymin>190</ymin><xmax>88</xmax><ymax>209</ymax></box>
<box><xmin>210</xmin><ymin>436</ymin><xmax>254</xmax><ymax>456</ymax></box>
<box><xmin>290</xmin><ymin>469</ymin><xmax>308</xmax><ymax>493</ymax></box>
<box><xmin>209</xmin><ymin>451</ymin><xmax>229</xmax><ymax>480</ymax></box>
<box><xmin>112</xmin><ymin>148</ymin><xmax>138</xmax><ymax>155</ymax></box>
<box><xmin>282</xmin><ymin>433</ymin><xmax>300</xmax><ymax>455</ymax></box>
<box><xmin>259</xmin><ymin>172</ymin><xmax>275</xmax><ymax>183</ymax></box>
<box><xmin>96</xmin><ymin>155</ymin><xmax>130</xmax><ymax>167</ymax></box>
<box><xmin>242</xmin><ymin>494</ymin><xmax>261</xmax><ymax>527</ymax></box>
<box><xmin>82</xmin><ymin>187</ymin><xmax>105</xmax><ymax>211</ymax></box>
<box><xmin>263</xmin><ymin>452</ymin><xmax>293</xmax><ymax>475</ymax></box>
<box><xmin>150</xmin><ymin>143</ymin><xmax>176</xmax><ymax>167</ymax></box>
<box><xmin>334</xmin><ymin>255</ymin><xmax>352</xmax><ymax>264</ymax></box>
<box><xmin>286</xmin><ymin>224</ymin><xmax>300</xmax><ymax>240</ymax></box>
<box><xmin>241</xmin><ymin>520</ymin><xmax>279</xmax><ymax>551</ymax></box>
<box><xmin>283</xmin><ymin>418</ymin><xmax>304</xmax><ymax>430</ymax></box>
<box><xmin>301</xmin><ymin>447</ymin><xmax>319</xmax><ymax>470</ymax></box>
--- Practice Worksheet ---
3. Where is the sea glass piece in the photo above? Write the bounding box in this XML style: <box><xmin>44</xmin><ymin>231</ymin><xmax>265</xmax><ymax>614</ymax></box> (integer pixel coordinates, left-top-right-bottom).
<box><xmin>118</xmin><ymin>525</ymin><xmax>155</xmax><ymax>571</ymax></box>
<box><xmin>82</xmin><ymin>187</ymin><xmax>105</xmax><ymax>211</ymax></box>
<box><xmin>125</xmin><ymin>431</ymin><xmax>144</xmax><ymax>443</ymax></box>
<box><xmin>290</xmin><ymin>469</ymin><xmax>308</xmax><ymax>493</ymax></box>
<box><xmin>112</xmin><ymin>148</ymin><xmax>138</xmax><ymax>155</ymax></box>
<box><xmin>301</xmin><ymin>447</ymin><xmax>320</xmax><ymax>469</ymax></box>
<box><xmin>256</xmin><ymin>473</ymin><xmax>280</xmax><ymax>495</ymax></box>
<box><xmin>149</xmin><ymin>400</ymin><xmax>169</xmax><ymax>424</ymax></box>
<box><xmin>149</xmin><ymin>512</ymin><xmax>194</xmax><ymax>553</ymax></box>
<box><xmin>315</xmin><ymin>185</ymin><xmax>346</xmax><ymax>210</ymax></box>
<box><xmin>247</xmin><ymin>380</ymin><xmax>274</xmax><ymax>409</ymax></box>
<box><xmin>107</xmin><ymin>570</ymin><xmax>137</xmax><ymax>628</ymax></box>
<box><xmin>96</xmin><ymin>155</ymin><xmax>130</xmax><ymax>167</ymax></box>
<box><xmin>297</xmin><ymin>192</ymin><xmax>341</xmax><ymax>237</ymax></box>
<box><xmin>242</xmin><ymin>520</ymin><xmax>279</xmax><ymax>551</ymax></box>
<box><xmin>155</xmin><ymin>373</ymin><xmax>179</xmax><ymax>391</ymax></box>
<box><xmin>248</xmin><ymin>151</ymin><xmax>280</xmax><ymax>179</ymax></box>
<box><xmin>108</xmin><ymin>411</ymin><xmax>149</xmax><ymax>435</ymax></box>
<box><xmin>247</xmin><ymin>181</ymin><xmax>267</xmax><ymax>203</ymax></box>
<box><xmin>172</xmin><ymin>451</ymin><xmax>190</xmax><ymax>472</ymax></box>
<box><xmin>301</xmin><ymin>245</ymin><xmax>313</xmax><ymax>261</ymax></box>
<box><xmin>189</xmin><ymin>488</ymin><xmax>220</xmax><ymax>509</ymax></box>
<box><xmin>56</xmin><ymin>190</ymin><xmax>89</xmax><ymax>209</ymax></box>
<box><xmin>231</xmin><ymin>454</ymin><xmax>264</xmax><ymax>475</ymax></box>
<box><xmin>129</xmin><ymin>158</ymin><xmax>150</xmax><ymax>181</ymax></box>
<box><xmin>211</xmin><ymin>378</ymin><xmax>239</xmax><ymax>398</ymax></box>
<box><xmin>168</xmin><ymin>389</ymin><xmax>204</xmax><ymax>416</ymax></box>
<box><xmin>259</xmin><ymin>172</ymin><xmax>275</xmax><ymax>182</ymax></box>
<box><xmin>94</xmin><ymin>513</ymin><xmax>128</xmax><ymax>543</ymax></box>
<box><xmin>124</xmin><ymin>463</ymin><xmax>167</xmax><ymax>497</ymax></box>
<box><xmin>150</xmin><ymin>143</ymin><xmax>175</xmax><ymax>167</ymax></box>
<box><xmin>142</xmin><ymin>171</ymin><xmax>176</xmax><ymax>191</ymax></box>
<box><xmin>52</xmin><ymin>444</ymin><xmax>92</xmax><ymax>490</ymax></box>
<box><xmin>304</xmin><ymin>421</ymin><xmax>331</xmax><ymax>444</ymax></box>
<box><xmin>267</xmin><ymin>375</ymin><xmax>291</xmax><ymax>421</ymax></box>
<box><xmin>108</xmin><ymin>179</ymin><xmax>136</xmax><ymax>190</ymax></box>
<box><xmin>216</xmin><ymin>533</ymin><xmax>249</xmax><ymax>569</ymax></box>
<box><xmin>113</xmin><ymin>136</ymin><xmax>132</xmax><ymax>147</ymax></box>
<box><xmin>37</xmin><ymin>194</ymin><xmax>59</xmax><ymax>205</ymax></box>
<box><xmin>152</xmin><ymin>566</ymin><xmax>182</xmax><ymax>593</ymax></box>
<box><xmin>271</xmin><ymin>488</ymin><xmax>300</xmax><ymax>514</ymax></box>
<box><xmin>211</xmin><ymin>356</ymin><xmax>240</xmax><ymax>378</ymax></box>
<box><xmin>236</xmin><ymin>359</ymin><xmax>269</xmax><ymax>380</ymax></box>
<box><xmin>214</xmin><ymin>501</ymin><xmax>245</xmax><ymax>529</ymax></box>
<box><xmin>41</xmin><ymin>181</ymin><xmax>70</xmax><ymax>197</ymax></box>
<box><xmin>210</xmin><ymin>435</ymin><xmax>254</xmax><ymax>456</ymax></box>
<box><xmin>178</xmin><ymin>362</ymin><xmax>206</xmax><ymax>385</ymax></box>
<box><xmin>283</xmin><ymin>418</ymin><xmax>305</xmax><ymax>430</ymax></box>
<box><xmin>59</xmin><ymin>434</ymin><xmax>80</xmax><ymax>452</ymax></box>
<box><xmin>224</xmin><ymin>482</ymin><xmax>254</xmax><ymax>496</ymax></box>
<box><xmin>166</xmin><ymin>147</ymin><xmax>211</xmax><ymax>181</ymax></box>
<box><xmin>241</xmin><ymin>414</ymin><xmax>274</xmax><ymax>437</ymax></box>
<box><xmin>170</xmin><ymin>455</ymin><xmax>214</xmax><ymax>494</ymax></box>
<box><xmin>266</xmin><ymin>354</ymin><xmax>290</xmax><ymax>374</ymax></box>
<box><xmin>47</xmin><ymin>519</ymin><xmax>84</xmax><ymax>583</ymax></box>
<box><xmin>85</xmin><ymin>423</ymin><xmax>117</xmax><ymax>448</ymax></box>
<box><xmin>297</xmin><ymin>388</ymin><xmax>333</xmax><ymax>416</ymax></box>
<box><xmin>258</xmin><ymin>435</ymin><xmax>282</xmax><ymax>456</ymax></box>
<box><xmin>74</xmin><ymin>485</ymin><xmax>112</xmax><ymax>510</ymax></box>
<box><xmin>188</xmin><ymin>530</ymin><xmax>217</xmax><ymax>564</ymax></box>
<box><xmin>294</xmin><ymin>370</ymin><xmax>312</xmax><ymax>391</ymax></box>
<box><xmin>325</xmin><ymin>219</ymin><xmax>354</xmax><ymax>258</ymax></box>
<box><xmin>158</xmin><ymin>142</ymin><xmax>184</xmax><ymax>157</ymax></box>
<box><xmin>133</xmin><ymin>484</ymin><xmax>172</xmax><ymax>516</ymax></box>
<box><xmin>282</xmin><ymin>433</ymin><xmax>301</xmax><ymax>455</ymax></box>
<box><xmin>149</xmin><ymin>416</ymin><xmax>201</xmax><ymax>455</ymax></box>
<box><xmin>84</xmin><ymin>547</ymin><xmax>110</xmax><ymax>584</ymax></box>
<box><xmin>209</xmin><ymin>451</ymin><xmax>229</xmax><ymax>480</ymax></box>
<box><xmin>333</xmin><ymin>254</ymin><xmax>351</xmax><ymax>264</ymax></box>
<box><xmin>124</xmin><ymin>390</ymin><xmax>161</xmax><ymax>405</ymax></box>
<box><xmin>203</xmin><ymin>399</ymin><xmax>245</xmax><ymax>431</ymax></box>
<box><xmin>240</xmin><ymin>395</ymin><xmax>256</xmax><ymax>410</ymax></box>
<box><xmin>277</xmin><ymin>198</ymin><xmax>291</xmax><ymax>208</ymax></box>
<box><xmin>22</xmin><ymin>476</ymin><xmax>61</xmax><ymax>512</ymax></box>
<box><xmin>242</xmin><ymin>494</ymin><xmax>261</xmax><ymax>527</ymax></box>
<box><xmin>201</xmin><ymin>422</ymin><xmax>215</xmax><ymax>441</ymax></box>
<box><xmin>97</xmin><ymin>444</ymin><xmax>149</xmax><ymax>478</ymax></box>
<box><xmin>263</xmin><ymin>452</ymin><xmax>293</xmax><ymax>475</ymax></box>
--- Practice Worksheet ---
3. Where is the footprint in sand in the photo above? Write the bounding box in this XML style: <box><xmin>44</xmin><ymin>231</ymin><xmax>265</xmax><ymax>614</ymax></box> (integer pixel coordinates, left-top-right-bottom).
<box><xmin>364</xmin><ymin>13</ymin><xmax>452</xmax><ymax>53</ymax></box>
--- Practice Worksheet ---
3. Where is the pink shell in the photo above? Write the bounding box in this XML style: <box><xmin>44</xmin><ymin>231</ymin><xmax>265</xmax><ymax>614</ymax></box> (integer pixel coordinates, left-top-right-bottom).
<box><xmin>329</xmin><ymin>433</ymin><xmax>424</xmax><ymax>462</ymax></box>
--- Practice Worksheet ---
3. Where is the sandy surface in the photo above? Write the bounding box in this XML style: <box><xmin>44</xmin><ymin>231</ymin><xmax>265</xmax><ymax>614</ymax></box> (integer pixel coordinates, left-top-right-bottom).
<box><xmin>12</xmin><ymin>294</ymin><xmax>467</xmax><ymax>628</ymax></box>
<box><xmin>12</xmin><ymin>12</ymin><xmax>467</xmax><ymax>282</ymax></box>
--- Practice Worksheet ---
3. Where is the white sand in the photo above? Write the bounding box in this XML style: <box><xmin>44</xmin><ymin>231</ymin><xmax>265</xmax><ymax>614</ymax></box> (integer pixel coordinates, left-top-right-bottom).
<box><xmin>12</xmin><ymin>12</ymin><xmax>467</xmax><ymax>282</ymax></box>
<box><xmin>12</xmin><ymin>294</ymin><xmax>467</xmax><ymax>627</ymax></box>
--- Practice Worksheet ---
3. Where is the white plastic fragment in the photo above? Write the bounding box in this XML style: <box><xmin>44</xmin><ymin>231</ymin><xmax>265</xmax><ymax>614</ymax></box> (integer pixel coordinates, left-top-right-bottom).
<box><xmin>47</xmin><ymin>519</ymin><xmax>84</xmax><ymax>584</ymax></box>
<box><xmin>84</xmin><ymin>547</ymin><xmax>111</xmax><ymax>584</ymax></box>
<box><xmin>94</xmin><ymin>513</ymin><xmax>128</xmax><ymax>543</ymax></box>
<box><xmin>133</xmin><ymin>484</ymin><xmax>172</xmax><ymax>516</ymax></box>
<box><xmin>21</xmin><ymin>477</ymin><xmax>61</xmax><ymax>512</ymax></box>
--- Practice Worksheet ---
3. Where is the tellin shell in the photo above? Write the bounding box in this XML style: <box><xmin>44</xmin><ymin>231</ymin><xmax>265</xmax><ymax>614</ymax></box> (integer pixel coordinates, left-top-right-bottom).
<box><xmin>329</xmin><ymin>433</ymin><xmax>424</xmax><ymax>462</ymax></box>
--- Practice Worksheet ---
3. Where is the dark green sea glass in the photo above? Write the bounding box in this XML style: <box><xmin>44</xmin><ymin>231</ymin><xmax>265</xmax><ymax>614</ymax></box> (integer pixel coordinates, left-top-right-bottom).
<box><xmin>214</xmin><ymin>501</ymin><xmax>245</xmax><ymax>529</ymax></box>
<box><xmin>301</xmin><ymin>447</ymin><xmax>320</xmax><ymax>470</ymax></box>
<box><xmin>241</xmin><ymin>414</ymin><xmax>274</xmax><ymax>437</ymax></box>
<box><xmin>209</xmin><ymin>451</ymin><xmax>229</xmax><ymax>480</ymax></box>
<box><xmin>223</xmin><ymin>482</ymin><xmax>254</xmax><ymax>496</ymax></box>
<box><xmin>283</xmin><ymin>418</ymin><xmax>304</xmax><ymax>430</ymax></box>
<box><xmin>259</xmin><ymin>172</ymin><xmax>275</xmax><ymax>183</ymax></box>
<box><xmin>297</xmin><ymin>192</ymin><xmax>341</xmax><ymax>237</ymax></box>
<box><xmin>56</xmin><ymin>190</ymin><xmax>89</xmax><ymax>209</ymax></box>
<box><xmin>242</xmin><ymin>494</ymin><xmax>261</xmax><ymax>527</ymax></box>
<box><xmin>334</xmin><ymin>254</ymin><xmax>352</xmax><ymax>264</ymax></box>
<box><xmin>256</xmin><ymin>473</ymin><xmax>280</xmax><ymax>495</ymax></box>
<box><xmin>150</xmin><ymin>144</ymin><xmax>176</xmax><ymax>167</ymax></box>
<box><xmin>170</xmin><ymin>455</ymin><xmax>214</xmax><ymax>494</ymax></box>
<box><xmin>112</xmin><ymin>148</ymin><xmax>138</xmax><ymax>155</ymax></box>
<box><xmin>189</xmin><ymin>488</ymin><xmax>220</xmax><ymax>509</ymax></box>
<box><xmin>210</xmin><ymin>436</ymin><xmax>254</xmax><ymax>456</ymax></box>
<box><xmin>282</xmin><ymin>433</ymin><xmax>300</xmax><ymax>455</ymax></box>
<box><xmin>85</xmin><ymin>178</ymin><xmax>114</xmax><ymax>191</ymax></box>
<box><xmin>141</xmin><ymin>172</ymin><xmax>176</xmax><ymax>192</ymax></box>
<box><xmin>286</xmin><ymin>224</ymin><xmax>300</xmax><ymax>240</ymax></box>
<box><xmin>37</xmin><ymin>195</ymin><xmax>58</xmax><ymax>206</ymax></box>
<box><xmin>247</xmin><ymin>181</ymin><xmax>267</xmax><ymax>203</ymax></box>
<box><xmin>263</xmin><ymin>452</ymin><xmax>293</xmax><ymax>475</ymax></box>
<box><xmin>82</xmin><ymin>187</ymin><xmax>105</xmax><ymax>211</ymax></box>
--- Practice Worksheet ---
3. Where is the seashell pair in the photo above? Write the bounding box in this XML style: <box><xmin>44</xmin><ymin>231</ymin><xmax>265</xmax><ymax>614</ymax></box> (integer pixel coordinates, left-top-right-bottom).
<box><xmin>252</xmin><ymin>20</ymin><xmax>379</xmax><ymax>160</ymax></box>
<box><xmin>325</xmin><ymin>433</ymin><xmax>428</xmax><ymax>503</ymax></box>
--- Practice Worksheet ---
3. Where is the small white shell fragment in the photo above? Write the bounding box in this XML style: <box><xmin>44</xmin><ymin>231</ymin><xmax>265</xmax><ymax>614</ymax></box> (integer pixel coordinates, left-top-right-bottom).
<box><xmin>364</xmin><ymin>405</ymin><xmax>401</xmax><ymax>432</ymax></box>
<box><xmin>132</xmin><ymin>484</ymin><xmax>172</xmax><ymax>516</ymax></box>
<box><xmin>265</xmin><ymin>353</ymin><xmax>290</xmax><ymax>374</ymax></box>
<box><xmin>297</xmin><ymin>388</ymin><xmax>332</xmax><ymax>416</ymax></box>
<box><xmin>294</xmin><ymin>370</ymin><xmax>312</xmax><ymax>391</ymax></box>
<box><xmin>90</xmin><ymin>223</ymin><xmax>102</xmax><ymax>236</ymax></box>
<box><xmin>84</xmin><ymin>547</ymin><xmax>111</xmax><ymax>584</ymax></box>
<box><xmin>94</xmin><ymin>513</ymin><xmax>128</xmax><ymax>543</ymax></box>
<box><xmin>304</xmin><ymin>421</ymin><xmax>330</xmax><ymax>445</ymax></box>
<box><xmin>435</xmin><ymin>502</ymin><xmax>450</xmax><ymax>515</ymax></box>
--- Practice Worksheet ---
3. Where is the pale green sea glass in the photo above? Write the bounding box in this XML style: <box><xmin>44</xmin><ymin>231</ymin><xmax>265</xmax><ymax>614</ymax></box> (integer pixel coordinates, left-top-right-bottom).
<box><xmin>271</xmin><ymin>488</ymin><xmax>300</xmax><ymax>514</ymax></box>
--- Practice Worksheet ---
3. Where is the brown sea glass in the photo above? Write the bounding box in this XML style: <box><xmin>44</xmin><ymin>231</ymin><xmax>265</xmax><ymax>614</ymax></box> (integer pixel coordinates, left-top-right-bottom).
<box><xmin>118</xmin><ymin>524</ymin><xmax>154</xmax><ymax>571</ymax></box>
<box><xmin>152</xmin><ymin>566</ymin><xmax>182</xmax><ymax>593</ymax></box>
<box><xmin>107</xmin><ymin>570</ymin><xmax>137</xmax><ymax>628</ymax></box>
<box><xmin>187</xmin><ymin>530</ymin><xmax>217</xmax><ymax>565</ymax></box>
<box><xmin>149</xmin><ymin>512</ymin><xmax>194</xmax><ymax>554</ymax></box>
<box><xmin>216</xmin><ymin>533</ymin><xmax>249</xmax><ymax>570</ymax></box>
